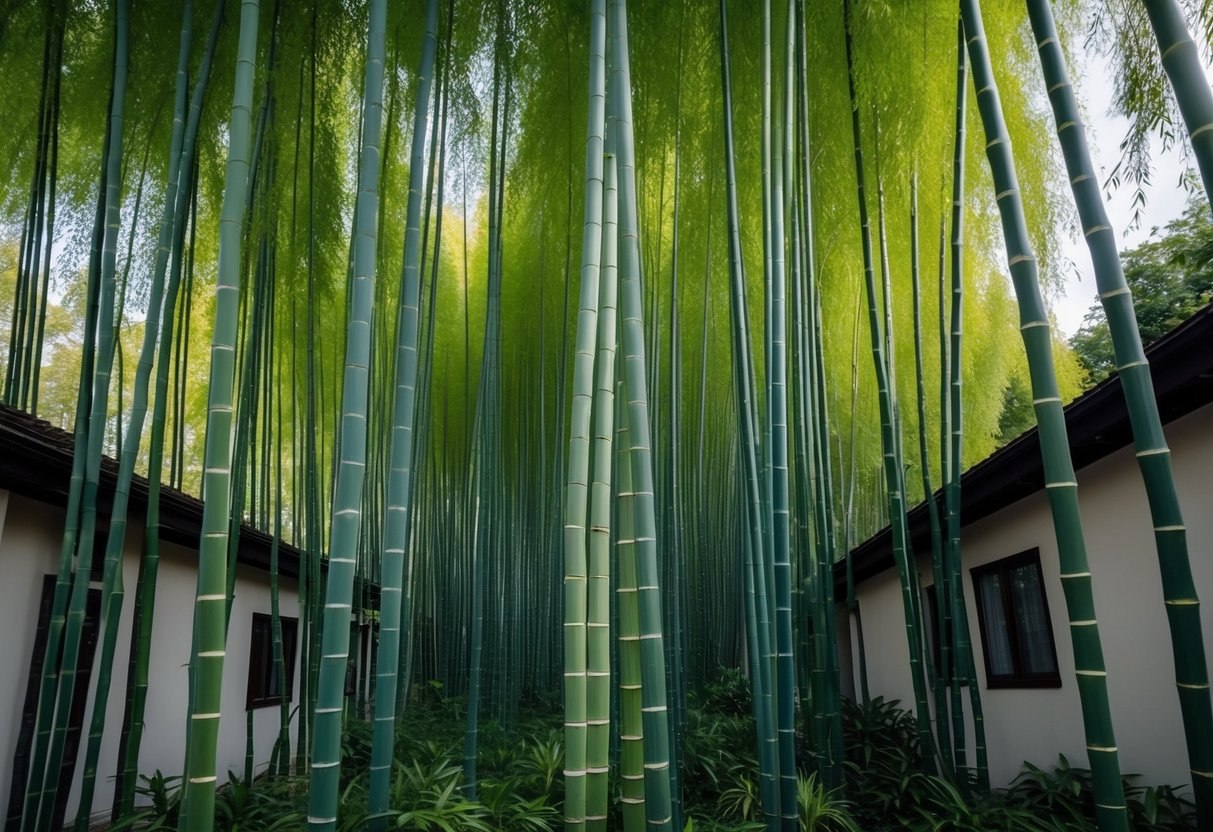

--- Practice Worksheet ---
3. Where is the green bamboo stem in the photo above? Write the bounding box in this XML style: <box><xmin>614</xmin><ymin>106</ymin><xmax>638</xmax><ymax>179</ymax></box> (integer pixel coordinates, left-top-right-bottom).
<box><xmin>961</xmin><ymin>1</ymin><xmax>1127</xmax><ymax>826</ymax></box>
<box><xmin>796</xmin><ymin>0</ymin><xmax>844</xmax><ymax>777</ymax></box>
<box><xmin>32</xmin><ymin>2</ymin><xmax>128</xmax><ymax>826</ymax></box>
<box><xmin>609</xmin><ymin>1</ymin><xmax>673</xmax><ymax>825</ymax></box>
<box><xmin>767</xmin><ymin>15</ymin><xmax>798</xmax><ymax>825</ymax></box>
<box><xmin>844</xmin><ymin>289</ymin><xmax>870</xmax><ymax>706</ymax></box>
<box><xmin>270</xmin><ymin>300</ymin><xmax>289</xmax><ymax>775</ymax></box>
<box><xmin>944</xmin><ymin>21</ymin><xmax>989</xmax><ymax>788</ymax></box>
<box><xmin>6</xmin><ymin>4</ymin><xmax>55</xmax><ymax>408</ymax></box>
<box><xmin>179</xmin><ymin>1</ymin><xmax>260</xmax><ymax>828</ymax></box>
<box><xmin>13</xmin><ymin>121</ymin><xmax>105</xmax><ymax>820</ymax></box>
<box><xmin>586</xmin><ymin>151</ymin><xmax>619</xmax><ymax>831</ymax></box>
<box><xmin>842</xmin><ymin>0</ymin><xmax>935</xmax><ymax>773</ymax></box>
<box><xmin>665</xmin><ymin>13</ymin><xmax>688</xmax><ymax>823</ymax></box>
<box><xmin>719</xmin><ymin>0</ymin><xmax>781</xmax><ymax>823</ymax></box>
<box><xmin>28</xmin><ymin>0</ymin><xmax>64</xmax><ymax>417</ymax></box>
<box><xmin>464</xmin><ymin>14</ymin><xmax>509</xmax><ymax>794</ymax></box>
<box><xmin>786</xmin><ymin>0</ymin><xmax>815</xmax><ymax>728</ymax></box>
<box><xmin>914</xmin><ymin>182</ymin><xmax>956</xmax><ymax>785</ymax></box>
<box><xmin>367</xmin><ymin>0</ymin><xmax>438</xmax><ymax>823</ymax></box>
<box><xmin>299</xmin><ymin>5</ymin><xmax>321</xmax><ymax>772</ymax></box>
<box><xmin>1141</xmin><ymin>0</ymin><xmax>1213</xmax><ymax>206</ymax></box>
<box><xmin>305</xmin><ymin>0</ymin><xmax>385</xmax><ymax>824</ymax></box>
<box><xmin>1028</xmin><ymin>1</ymin><xmax>1213</xmax><ymax>821</ymax></box>
<box><xmin>616</xmin><ymin>367</ymin><xmax>645</xmax><ymax>832</ymax></box>
<box><xmin>563</xmin><ymin>1</ymin><xmax>607</xmax><ymax>823</ymax></box>
<box><xmin>931</xmin><ymin>213</ymin><xmax>959</xmax><ymax>785</ymax></box>
<box><xmin>73</xmin><ymin>3</ymin><xmax>196</xmax><ymax>821</ymax></box>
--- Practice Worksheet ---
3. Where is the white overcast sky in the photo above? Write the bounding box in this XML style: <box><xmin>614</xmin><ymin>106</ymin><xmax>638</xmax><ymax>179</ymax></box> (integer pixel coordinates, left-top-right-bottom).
<box><xmin>1051</xmin><ymin>47</ymin><xmax>1206</xmax><ymax>336</ymax></box>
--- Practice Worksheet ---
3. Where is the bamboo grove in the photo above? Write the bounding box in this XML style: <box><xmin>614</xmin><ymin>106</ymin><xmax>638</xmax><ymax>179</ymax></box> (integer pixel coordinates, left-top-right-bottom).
<box><xmin>0</xmin><ymin>0</ymin><xmax>1210</xmax><ymax>831</ymax></box>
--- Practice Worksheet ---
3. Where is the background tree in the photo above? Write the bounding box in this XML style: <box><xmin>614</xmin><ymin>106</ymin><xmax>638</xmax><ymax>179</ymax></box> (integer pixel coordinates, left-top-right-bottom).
<box><xmin>1070</xmin><ymin>198</ymin><xmax>1213</xmax><ymax>382</ymax></box>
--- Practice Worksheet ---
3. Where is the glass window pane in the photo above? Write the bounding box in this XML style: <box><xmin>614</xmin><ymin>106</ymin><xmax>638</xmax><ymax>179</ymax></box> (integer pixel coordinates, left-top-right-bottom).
<box><xmin>1010</xmin><ymin>563</ymin><xmax>1057</xmax><ymax>675</ymax></box>
<box><xmin>978</xmin><ymin>572</ymin><xmax>1015</xmax><ymax>677</ymax></box>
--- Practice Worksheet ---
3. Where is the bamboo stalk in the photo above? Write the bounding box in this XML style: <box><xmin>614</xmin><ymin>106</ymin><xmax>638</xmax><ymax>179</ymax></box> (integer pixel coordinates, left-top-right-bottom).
<box><xmin>961</xmin><ymin>1</ymin><xmax>1127</xmax><ymax>826</ymax></box>
<box><xmin>1028</xmin><ymin>1</ymin><xmax>1213</xmax><ymax>822</ymax></box>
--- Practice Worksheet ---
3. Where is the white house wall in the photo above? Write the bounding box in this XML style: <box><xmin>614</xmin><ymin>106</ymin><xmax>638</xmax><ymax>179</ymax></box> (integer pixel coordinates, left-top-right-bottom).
<box><xmin>0</xmin><ymin>490</ymin><xmax>301</xmax><ymax>822</ymax></box>
<box><xmin>848</xmin><ymin>401</ymin><xmax>1213</xmax><ymax>791</ymax></box>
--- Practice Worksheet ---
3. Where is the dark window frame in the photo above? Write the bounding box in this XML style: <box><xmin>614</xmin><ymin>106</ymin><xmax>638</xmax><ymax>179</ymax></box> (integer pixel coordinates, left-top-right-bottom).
<box><xmin>970</xmin><ymin>548</ymin><xmax>1062</xmax><ymax>689</ymax></box>
<box><xmin>6</xmin><ymin>575</ymin><xmax>102</xmax><ymax>832</ymax></box>
<box><xmin>246</xmin><ymin>613</ymin><xmax>298</xmax><ymax>710</ymax></box>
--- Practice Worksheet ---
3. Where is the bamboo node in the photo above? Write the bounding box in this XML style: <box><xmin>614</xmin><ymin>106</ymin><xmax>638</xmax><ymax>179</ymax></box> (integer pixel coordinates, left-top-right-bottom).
<box><xmin>1160</xmin><ymin>38</ymin><xmax>1194</xmax><ymax>61</ymax></box>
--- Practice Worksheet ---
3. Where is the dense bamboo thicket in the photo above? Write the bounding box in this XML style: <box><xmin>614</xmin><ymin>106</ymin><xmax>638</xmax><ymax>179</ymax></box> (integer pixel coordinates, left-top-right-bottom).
<box><xmin>0</xmin><ymin>0</ymin><xmax>1210</xmax><ymax>830</ymax></box>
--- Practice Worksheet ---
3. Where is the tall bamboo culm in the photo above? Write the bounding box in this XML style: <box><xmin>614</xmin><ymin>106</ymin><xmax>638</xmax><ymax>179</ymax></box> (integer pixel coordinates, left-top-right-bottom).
<box><xmin>1141</xmin><ymin>0</ymin><xmax>1213</xmax><ymax>207</ymax></box>
<box><xmin>116</xmin><ymin>0</ymin><xmax>224</xmax><ymax>812</ymax></box>
<box><xmin>585</xmin><ymin>152</ymin><xmax>619</xmax><ymax>830</ymax></box>
<box><xmin>562</xmin><ymin>0</ymin><xmax>607</xmax><ymax>824</ymax></box>
<box><xmin>719</xmin><ymin>0</ymin><xmax>782</xmax><ymax>824</ymax></box>
<box><xmin>73</xmin><ymin>2</ymin><xmax>195</xmax><ymax>821</ymax></box>
<box><xmin>960</xmin><ymin>1</ymin><xmax>1128</xmax><ymax>828</ymax></box>
<box><xmin>943</xmin><ymin>20</ymin><xmax>989</xmax><ymax>790</ymax></box>
<box><xmin>367</xmin><ymin>0</ymin><xmax>438</xmax><ymax>825</ymax></box>
<box><xmin>26</xmin><ymin>3</ymin><xmax>128</xmax><ymax>829</ymax></box>
<box><xmin>180</xmin><ymin>1</ymin><xmax>260</xmax><ymax>830</ymax></box>
<box><xmin>1028</xmin><ymin>2</ymin><xmax>1213</xmax><ymax>824</ymax></box>
<box><xmin>841</xmin><ymin>0</ymin><xmax>935</xmax><ymax>772</ymax></box>
<box><xmin>609</xmin><ymin>0</ymin><xmax>674</xmax><ymax>826</ymax></box>
<box><xmin>307</xmin><ymin>0</ymin><xmax>386</xmax><ymax>827</ymax></box>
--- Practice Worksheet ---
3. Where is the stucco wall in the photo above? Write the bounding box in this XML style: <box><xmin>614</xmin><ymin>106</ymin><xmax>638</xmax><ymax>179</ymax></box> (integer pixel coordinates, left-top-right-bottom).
<box><xmin>0</xmin><ymin>491</ymin><xmax>301</xmax><ymax>822</ymax></box>
<box><xmin>848</xmin><ymin>400</ymin><xmax>1213</xmax><ymax>790</ymax></box>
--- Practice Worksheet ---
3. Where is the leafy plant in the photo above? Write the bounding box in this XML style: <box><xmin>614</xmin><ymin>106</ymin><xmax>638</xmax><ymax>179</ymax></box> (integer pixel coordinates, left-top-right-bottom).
<box><xmin>907</xmin><ymin>773</ymin><xmax>1074</xmax><ymax>832</ymax></box>
<box><xmin>696</xmin><ymin>668</ymin><xmax>753</xmax><ymax>717</ymax></box>
<box><xmin>1127</xmin><ymin>783</ymin><xmax>1196</xmax><ymax>832</ymax></box>
<box><xmin>214</xmin><ymin>771</ymin><xmax>305</xmax><ymax>831</ymax></box>
<box><xmin>518</xmin><ymin>733</ymin><xmax>563</xmax><ymax>795</ymax></box>
<box><xmin>717</xmin><ymin>763</ymin><xmax>761</xmax><ymax>821</ymax></box>
<box><xmin>108</xmin><ymin>771</ymin><xmax>182</xmax><ymax>831</ymax></box>
<box><xmin>478</xmin><ymin>777</ymin><xmax>560</xmax><ymax>831</ymax></box>
<box><xmin>796</xmin><ymin>773</ymin><xmax>862</xmax><ymax>832</ymax></box>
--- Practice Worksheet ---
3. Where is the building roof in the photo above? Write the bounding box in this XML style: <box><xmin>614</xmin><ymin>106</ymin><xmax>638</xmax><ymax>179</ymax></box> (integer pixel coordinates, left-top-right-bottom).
<box><xmin>837</xmin><ymin>302</ymin><xmax>1213</xmax><ymax>596</ymax></box>
<box><xmin>0</xmin><ymin>404</ymin><xmax>305</xmax><ymax>580</ymax></box>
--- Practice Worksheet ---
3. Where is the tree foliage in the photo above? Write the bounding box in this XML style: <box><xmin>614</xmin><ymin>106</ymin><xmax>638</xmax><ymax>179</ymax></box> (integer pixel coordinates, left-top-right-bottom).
<box><xmin>1070</xmin><ymin>198</ymin><xmax>1213</xmax><ymax>382</ymax></box>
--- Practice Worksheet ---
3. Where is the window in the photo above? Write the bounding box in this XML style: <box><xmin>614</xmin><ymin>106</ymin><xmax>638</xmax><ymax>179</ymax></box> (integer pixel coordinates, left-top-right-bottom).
<box><xmin>971</xmin><ymin>549</ymin><xmax>1060</xmax><ymax>688</ymax></box>
<box><xmin>7</xmin><ymin>576</ymin><xmax>101</xmax><ymax>831</ymax></box>
<box><xmin>247</xmin><ymin>613</ymin><xmax>298</xmax><ymax>709</ymax></box>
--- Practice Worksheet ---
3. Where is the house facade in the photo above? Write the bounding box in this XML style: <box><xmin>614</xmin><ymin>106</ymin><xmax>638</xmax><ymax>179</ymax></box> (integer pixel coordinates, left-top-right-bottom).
<box><xmin>837</xmin><ymin>304</ymin><xmax>1213</xmax><ymax>791</ymax></box>
<box><xmin>0</xmin><ymin>408</ymin><xmax>304</xmax><ymax>826</ymax></box>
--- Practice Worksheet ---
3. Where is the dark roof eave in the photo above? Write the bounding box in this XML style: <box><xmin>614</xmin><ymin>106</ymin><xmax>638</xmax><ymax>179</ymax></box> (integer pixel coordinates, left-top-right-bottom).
<box><xmin>836</xmin><ymin>302</ymin><xmax>1213</xmax><ymax>597</ymax></box>
<box><xmin>0</xmin><ymin>406</ymin><xmax>305</xmax><ymax>580</ymax></box>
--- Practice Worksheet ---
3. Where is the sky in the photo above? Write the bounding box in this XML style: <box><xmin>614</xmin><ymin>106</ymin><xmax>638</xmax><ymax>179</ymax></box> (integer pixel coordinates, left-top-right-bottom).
<box><xmin>1050</xmin><ymin>46</ymin><xmax>1203</xmax><ymax>336</ymax></box>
